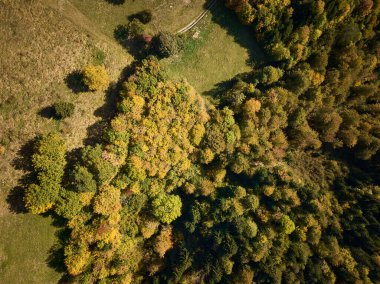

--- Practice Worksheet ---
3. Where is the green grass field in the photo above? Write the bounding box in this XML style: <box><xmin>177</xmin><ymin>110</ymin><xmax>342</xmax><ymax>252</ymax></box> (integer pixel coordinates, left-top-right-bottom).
<box><xmin>162</xmin><ymin>1</ymin><xmax>264</xmax><ymax>93</ymax></box>
<box><xmin>70</xmin><ymin>0</ymin><xmax>206</xmax><ymax>37</ymax></box>
<box><xmin>0</xmin><ymin>0</ymin><xmax>263</xmax><ymax>282</ymax></box>
<box><xmin>0</xmin><ymin>215</ymin><xmax>61</xmax><ymax>284</ymax></box>
<box><xmin>70</xmin><ymin>0</ymin><xmax>264</xmax><ymax>93</ymax></box>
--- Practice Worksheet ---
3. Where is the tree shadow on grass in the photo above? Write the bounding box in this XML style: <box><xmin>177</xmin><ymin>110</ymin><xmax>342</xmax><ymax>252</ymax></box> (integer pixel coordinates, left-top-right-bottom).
<box><xmin>65</xmin><ymin>70</ymin><xmax>88</xmax><ymax>94</ymax></box>
<box><xmin>84</xmin><ymin>63</ymin><xmax>138</xmax><ymax>146</ymax></box>
<box><xmin>7</xmin><ymin>138</ymin><xmax>38</xmax><ymax>213</ymax></box>
<box><xmin>82</xmin><ymin>84</ymin><xmax>117</xmax><ymax>146</ymax></box>
<box><xmin>114</xmin><ymin>25</ymin><xmax>151</xmax><ymax>60</ymax></box>
<box><xmin>6</xmin><ymin>185</ymin><xmax>27</xmax><ymax>213</ymax></box>
<box><xmin>46</xmin><ymin>220</ymin><xmax>70</xmax><ymax>274</ymax></box>
<box><xmin>202</xmin><ymin>77</ymin><xmax>238</xmax><ymax>99</ymax></box>
<box><xmin>204</xmin><ymin>0</ymin><xmax>267</xmax><ymax>67</ymax></box>
<box><xmin>38</xmin><ymin>106</ymin><xmax>56</xmax><ymax>119</ymax></box>
<box><xmin>202</xmin><ymin>71</ymin><xmax>252</xmax><ymax>100</ymax></box>
<box><xmin>105</xmin><ymin>0</ymin><xmax>125</xmax><ymax>5</ymax></box>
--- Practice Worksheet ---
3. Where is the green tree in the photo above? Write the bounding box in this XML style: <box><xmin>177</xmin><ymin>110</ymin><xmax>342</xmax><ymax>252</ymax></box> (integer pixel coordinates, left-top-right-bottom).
<box><xmin>71</xmin><ymin>166</ymin><xmax>97</xmax><ymax>193</ymax></box>
<box><xmin>152</xmin><ymin>193</ymin><xmax>182</xmax><ymax>224</ymax></box>
<box><xmin>309</xmin><ymin>51</ymin><xmax>329</xmax><ymax>72</ymax></box>
<box><xmin>153</xmin><ymin>32</ymin><xmax>184</xmax><ymax>58</ymax></box>
<box><xmin>81</xmin><ymin>145</ymin><xmax>118</xmax><ymax>185</ymax></box>
<box><xmin>235</xmin><ymin>0</ymin><xmax>255</xmax><ymax>25</ymax></box>
<box><xmin>260</xmin><ymin>66</ymin><xmax>284</xmax><ymax>85</ymax></box>
<box><xmin>32</xmin><ymin>133</ymin><xmax>66</xmax><ymax>184</ymax></box>
<box><xmin>281</xmin><ymin>215</ymin><xmax>295</xmax><ymax>235</ymax></box>
<box><xmin>25</xmin><ymin>133</ymin><xmax>66</xmax><ymax>214</ymax></box>
<box><xmin>337</xmin><ymin>23</ymin><xmax>362</xmax><ymax>47</ymax></box>
<box><xmin>24</xmin><ymin>183</ymin><xmax>58</xmax><ymax>214</ymax></box>
<box><xmin>55</xmin><ymin>190</ymin><xmax>84</xmax><ymax>219</ymax></box>
<box><xmin>268</xmin><ymin>42</ymin><xmax>291</xmax><ymax>61</ymax></box>
<box><xmin>53</xmin><ymin>101</ymin><xmax>75</xmax><ymax>119</ymax></box>
<box><xmin>234</xmin><ymin>217</ymin><xmax>258</xmax><ymax>238</ymax></box>
<box><xmin>126</xmin><ymin>18</ymin><xmax>146</xmax><ymax>38</ymax></box>
<box><xmin>93</xmin><ymin>185</ymin><xmax>121</xmax><ymax>215</ymax></box>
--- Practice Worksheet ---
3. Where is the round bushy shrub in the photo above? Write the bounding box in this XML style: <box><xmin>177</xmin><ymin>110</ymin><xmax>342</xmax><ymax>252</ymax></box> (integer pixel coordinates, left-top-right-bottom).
<box><xmin>82</xmin><ymin>65</ymin><xmax>110</xmax><ymax>92</ymax></box>
<box><xmin>127</xmin><ymin>18</ymin><xmax>146</xmax><ymax>38</ymax></box>
<box><xmin>153</xmin><ymin>32</ymin><xmax>184</xmax><ymax>58</ymax></box>
<box><xmin>54</xmin><ymin>101</ymin><xmax>75</xmax><ymax>119</ymax></box>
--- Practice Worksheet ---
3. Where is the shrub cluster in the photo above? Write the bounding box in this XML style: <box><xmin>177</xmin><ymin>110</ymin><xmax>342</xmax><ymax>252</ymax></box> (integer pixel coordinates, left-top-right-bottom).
<box><xmin>53</xmin><ymin>101</ymin><xmax>75</xmax><ymax>119</ymax></box>
<box><xmin>152</xmin><ymin>32</ymin><xmax>184</xmax><ymax>58</ymax></box>
<box><xmin>24</xmin><ymin>133</ymin><xmax>66</xmax><ymax>214</ymax></box>
<box><xmin>24</xmin><ymin>0</ymin><xmax>380</xmax><ymax>282</ymax></box>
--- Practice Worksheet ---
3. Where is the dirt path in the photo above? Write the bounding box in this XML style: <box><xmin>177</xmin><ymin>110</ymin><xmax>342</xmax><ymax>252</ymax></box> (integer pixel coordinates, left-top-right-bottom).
<box><xmin>176</xmin><ymin>0</ymin><xmax>217</xmax><ymax>34</ymax></box>
<box><xmin>47</xmin><ymin>0</ymin><xmax>213</xmax><ymax>42</ymax></box>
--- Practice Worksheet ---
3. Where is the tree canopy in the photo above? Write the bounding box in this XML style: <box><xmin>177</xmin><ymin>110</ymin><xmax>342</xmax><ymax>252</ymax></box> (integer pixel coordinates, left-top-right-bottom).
<box><xmin>23</xmin><ymin>1</ymin><xmax>380</xmax><ymax>282</ymax></box>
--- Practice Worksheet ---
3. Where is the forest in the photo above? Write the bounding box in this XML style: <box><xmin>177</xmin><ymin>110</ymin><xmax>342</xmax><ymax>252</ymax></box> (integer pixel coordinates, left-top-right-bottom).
<box><xmin>19</xmin><ymin>0</ymin><xmax>380</xmax><ymax>283</ymax></box>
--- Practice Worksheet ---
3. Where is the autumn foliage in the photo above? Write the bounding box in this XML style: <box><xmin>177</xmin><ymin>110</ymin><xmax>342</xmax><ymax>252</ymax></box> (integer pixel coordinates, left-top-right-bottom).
<box><xmin>23</xmin><ymin>0</ymin><xmax>380</xmax><ymax>281</ymax></box>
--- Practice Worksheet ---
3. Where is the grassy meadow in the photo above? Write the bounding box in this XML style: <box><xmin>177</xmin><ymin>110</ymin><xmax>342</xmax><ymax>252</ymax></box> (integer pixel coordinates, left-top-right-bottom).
<box><xmin>0</xmin><ymin>0</ymin><xmax>262</xmax><ymax>282</ymax></box>
<box><xmin>162</xmin><ymin>0</ymin><xmax>265</xmax><ymax>93</ymax></box>
<box><xmin>0</xmin><ymin>0</ymin><xmax>130</xmax><ymax>282</ymax></box>
<box><xmin>70</xmin><ymin>0</ymin><xmax>206</xmax><ymax>36</ymax></box>
<box><xmin>70</xmin><ymin>0</ymin><xmax>264</xmax><ymax>93</ymax></box>
<box><xmin>0</xmin><ymin>215</ymin><xmax>61</xmax><ymax>284</ymax></box>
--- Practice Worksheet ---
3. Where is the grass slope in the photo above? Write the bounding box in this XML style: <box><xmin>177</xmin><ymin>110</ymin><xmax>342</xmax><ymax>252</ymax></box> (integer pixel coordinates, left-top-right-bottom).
<box><xmin>0</xmin><ymin>0</ymin><xmax>130</xmax><ymax>282</ymax></box>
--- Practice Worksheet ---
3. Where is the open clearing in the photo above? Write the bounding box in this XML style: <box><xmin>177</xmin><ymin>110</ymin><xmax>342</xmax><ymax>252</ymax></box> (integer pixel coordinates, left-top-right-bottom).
<box><xmin>69</xmin><ymin>0</ymin><xmax>264</xmax><ymax>93</ymax></box>
<box><xmin>162</xmin><ymin>0</ymin><xmax>264</xmax><ymax>93</ymax></box>
<box><xmin>70</xmin><ymin>0</ymin><xmax>207</xmax><ymax>37</ymax></box>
